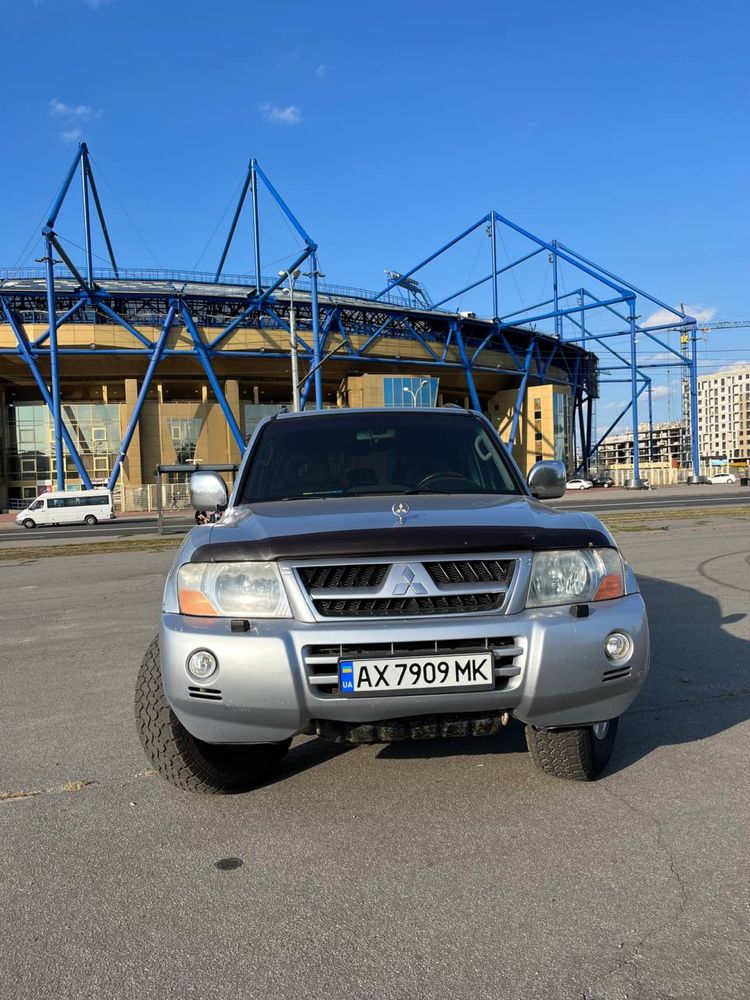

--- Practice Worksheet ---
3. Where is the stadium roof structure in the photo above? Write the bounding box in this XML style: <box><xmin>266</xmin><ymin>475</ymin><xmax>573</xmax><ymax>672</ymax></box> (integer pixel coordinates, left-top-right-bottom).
<box><xmin>0</xmin><ymin>143</ymin><xmax>701</xmax><ymax>490</ymax></box>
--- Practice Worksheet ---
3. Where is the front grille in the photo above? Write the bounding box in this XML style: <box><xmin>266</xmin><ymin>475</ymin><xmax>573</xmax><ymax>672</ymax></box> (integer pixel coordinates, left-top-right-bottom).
<box><xmin>297</xmin><ymin>555</ymin><xmax>517</xmax><ymax>619</ymax></box>
<box><xmin>303</xmin><ymin>635</ymin><xmax>524</xmax><ymax>697</ymax></box>
<box><xmin>298</xmin><ymin>564</ymin><xmax>389</xmax><ymax>590</ymax></box>
<box><xmin>424</xmin><ymin>559</ymin><xmax>512</xmax><ymax>585</ymax></box>
<box><xmin>316</xmin><ymin>593</ymin><xmax>504</xmax><ymax>617</ymax></box>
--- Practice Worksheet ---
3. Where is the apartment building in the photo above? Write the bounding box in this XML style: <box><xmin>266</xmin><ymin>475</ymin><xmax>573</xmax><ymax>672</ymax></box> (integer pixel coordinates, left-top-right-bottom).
<box><xmin>697</xmin><ymin>366</ymin><xmax>750</xmax><ymax>461</ymax></box>
<box><xmin>595</xmin><ymin>420</ymin><xmax>688</xmax><ymax>468</ymax></box>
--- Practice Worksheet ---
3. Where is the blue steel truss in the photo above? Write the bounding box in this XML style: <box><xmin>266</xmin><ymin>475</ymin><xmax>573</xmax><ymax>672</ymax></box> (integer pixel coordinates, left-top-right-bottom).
<box><xmin>0</xmin><ymin>144</ymin><xmax>700</xmax><ymax>491</ymax></box>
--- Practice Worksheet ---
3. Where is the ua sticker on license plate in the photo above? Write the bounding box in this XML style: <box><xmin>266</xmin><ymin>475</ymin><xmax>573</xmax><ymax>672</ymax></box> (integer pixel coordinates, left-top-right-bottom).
<box><xmin>338</xmin><ymin>651</ymin><xmax>493</xmax><ymax>695</ymax></box>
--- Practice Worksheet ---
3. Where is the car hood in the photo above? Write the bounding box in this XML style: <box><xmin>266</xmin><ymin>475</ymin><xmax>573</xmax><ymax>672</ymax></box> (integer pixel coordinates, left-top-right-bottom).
<box><xmin>189</xmin><ymin>493</ymin><xmax>613</xmax><ymax>562</ymax></box>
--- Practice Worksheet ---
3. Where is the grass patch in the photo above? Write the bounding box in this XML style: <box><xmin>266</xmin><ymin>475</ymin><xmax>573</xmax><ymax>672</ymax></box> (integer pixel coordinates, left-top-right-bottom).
<box><xmin>0</xmin><ymin>535</ymin><xmax>181</xmax><ymax>562</ymax></box>
<box><xmin>602</xmin><ymin>505</ymin><xmax>750</xmax><ymax>533</ymax></box>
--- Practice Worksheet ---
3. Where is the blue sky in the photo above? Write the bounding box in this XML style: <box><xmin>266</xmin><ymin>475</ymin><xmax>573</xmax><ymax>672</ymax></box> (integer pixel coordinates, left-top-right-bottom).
<box><xmin>1</xmin><ymin>0</ymin><xmax>748</xmax><ymax>428</ymax></box>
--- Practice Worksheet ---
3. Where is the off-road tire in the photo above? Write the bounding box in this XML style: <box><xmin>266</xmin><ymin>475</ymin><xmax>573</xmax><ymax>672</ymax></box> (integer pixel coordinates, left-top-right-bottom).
<box><xmin>525</xmin><ymin>718</ymin><xmax>619</xmax><ymax>781</ymax></box>
<box><xmin>84</xmin><ymin>514</ymin><xmax>98</xmax><ymax>526</ymax></box>
<box><xmin>22</xmin><ymin>518</ymin><xmax>36</xmax><ymax>529</ymax></box>
<box><xmin>135</xmin><ymin>637</ymin><xmax>291</xmax><ymax>793</ymax></box>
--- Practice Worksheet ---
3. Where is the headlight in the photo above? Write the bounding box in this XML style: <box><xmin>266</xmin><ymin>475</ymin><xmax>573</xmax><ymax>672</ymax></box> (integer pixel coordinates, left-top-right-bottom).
<box><xmin>526</xmin><ymin>548</ymin><xmax>625</xmax><ymax>608</ymax></box>
<box><xmin>177</xmin><ymin>562</ymin><xmax>291</xmax><ymax>618</ymax></box>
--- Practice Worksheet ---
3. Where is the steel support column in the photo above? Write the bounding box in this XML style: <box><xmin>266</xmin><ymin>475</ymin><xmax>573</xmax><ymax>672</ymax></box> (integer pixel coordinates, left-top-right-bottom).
<box><xmin>310</xmin><ymin>251</ymin><xmax>323</xmax><ymax>408</ymax></box>
<box><xmin>585</xmin><ymin>395</ymin><xmax>593</xmax><ymax>474</ymax></box>
<box><xmin>628</xmin><ymin>298</ymin><xmax>641</xmax><ymax>481</ymax></box>
<box><xmin>551</xmin><ymin>241</ymin><xmax>560</xmax><ymax>338</ymax></box>
<box><xmin>1</xmin><ymin>299</ymin><xmax>92</xmax><ymax>488</ymax></box>
<box><xmin>453</xmin><ymin>321</ymin><xmax>481</xmax><ymax>411</ymax></box>
<box><xmin>42</xmin><ymin>231</ymin><xmax>64</xmax><ymax>490</ymax></box>
<box><xmin>107</xmin><ymin>302</ymin><xmax>177</xmax><ymax>490</ymax></box>
<box><xmin>251</xmin><ymin>160</ymin><xmax>262</xmax><ymax>295</ymax></box>
<box><xmin>507</xmin><ymin>340</ymin><xmax>535</xmax><ymax>447</ymax></box>
<box><xmin>689</xmin><ymin>322</ymin><xmax>700</xmax><ymax>477</ymax></box>
<box><xmin>577</xmin><ymin>389</ymin><xmax>586</xmax><ymax>473</ymax></box>
<box><xmin>180</xmin><ymin>303</ymin><xmax>244</xmax><ymax>450</ymax></box>
<box><xmin>81</xmin><ymin>154</ymin><xmax>93</xmax><ymax>286</ymax></box>
<box><xmin>490</xmin><ymin>211</ymin><xmax>498</xmax><ymax>320</ymax></box>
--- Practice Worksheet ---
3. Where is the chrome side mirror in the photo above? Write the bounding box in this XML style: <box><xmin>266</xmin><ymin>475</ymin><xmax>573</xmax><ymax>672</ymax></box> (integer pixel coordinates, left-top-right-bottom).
<box><xmin>527</xmin><ymin>460</ymin><xmax>567</xmax><ymax>500</ymax></box>
<box><xmin>190</xmin><ymin>470</ymin><xmax>228</xmax><ymax>511</ymax></box>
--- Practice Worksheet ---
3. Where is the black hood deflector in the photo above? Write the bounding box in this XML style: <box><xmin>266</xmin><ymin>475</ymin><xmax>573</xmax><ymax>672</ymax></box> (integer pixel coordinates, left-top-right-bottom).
<box><xmin>190</xmin><ymin>523</ymin><xmax>611</xmax><ymax>563</ymax></box>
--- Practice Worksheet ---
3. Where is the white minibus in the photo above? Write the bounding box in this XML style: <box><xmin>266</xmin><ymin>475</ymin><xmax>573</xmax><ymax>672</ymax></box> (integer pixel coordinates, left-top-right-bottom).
<box><xmin>15</xmin><ymin>490</ymin><xmax>115</xmax><ymax>529</ymax></box>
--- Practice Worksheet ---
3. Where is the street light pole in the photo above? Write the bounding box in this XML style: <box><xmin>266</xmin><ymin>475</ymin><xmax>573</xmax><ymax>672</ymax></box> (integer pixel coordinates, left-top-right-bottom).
<box><xmin>403</xmin><ymin>379</ymin><xmax>429</xmax><ymax>407</ymax></box>
<box><xmin>279</xmin><ymin>269</ymin><xmax>301</xmax><ymax>411</ymax></box>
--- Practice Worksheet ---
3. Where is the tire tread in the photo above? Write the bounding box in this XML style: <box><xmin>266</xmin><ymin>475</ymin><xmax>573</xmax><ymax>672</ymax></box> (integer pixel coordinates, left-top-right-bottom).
<box><xmin>525</xmin><ymin>720</ymin><xmax>617</xmax><ymax>781</ymax></box>
<box><xmin>134</xmin><ymin>637</ymin><xmax>288</xmax><ymax>794</ymax></box>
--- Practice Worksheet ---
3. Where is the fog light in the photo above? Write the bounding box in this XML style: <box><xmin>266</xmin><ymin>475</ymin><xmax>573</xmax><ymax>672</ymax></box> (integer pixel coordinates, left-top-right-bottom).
<box><xmin>605</xmin><ymin>632</ymin><xmax>632</xmax><ymax>661</ymax></box>
<box><xmin>187</xmin><ymin>649</ymin><xmax>218</xmax><ymax>681</ymax></box>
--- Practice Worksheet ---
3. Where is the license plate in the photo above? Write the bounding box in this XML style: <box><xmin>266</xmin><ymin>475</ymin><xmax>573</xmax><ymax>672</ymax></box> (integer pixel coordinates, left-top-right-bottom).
<box><xmin>338</xmin><ymin>651</ymin><xmax>494</xmax><ymax>695</ymax></box>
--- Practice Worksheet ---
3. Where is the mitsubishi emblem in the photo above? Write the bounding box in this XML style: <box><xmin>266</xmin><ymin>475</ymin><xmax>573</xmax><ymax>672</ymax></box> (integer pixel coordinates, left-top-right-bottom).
<box><xmin>391</xmin><ymin>501</ymin><xmax>410</xmax><ymax>526</ymax></box>
<box><xmin>392</xmin><ymin>565</ymin><xmax>427</xmax><ymax>596</ymax></box>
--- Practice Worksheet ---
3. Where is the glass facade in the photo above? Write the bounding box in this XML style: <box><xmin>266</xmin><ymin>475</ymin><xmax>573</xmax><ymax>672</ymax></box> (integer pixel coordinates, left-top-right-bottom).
<box><xmin>383</xmin><ymin>376</ymin><xmax>439</xmax><ymax>407</ymax></box>
<box><xmin>8</xmin><ymin>403</ymin><xmax>122</xmax><ymax>494</ymax></box>
<box><xmin>166</xmin><ymin>417</ymin><xmax>202</xmax><ymax>463</ymax></box>
<box><xmin>552</xmin><ymin>392</ymin><xmax>571</xmax><ymax>467</ymax></box>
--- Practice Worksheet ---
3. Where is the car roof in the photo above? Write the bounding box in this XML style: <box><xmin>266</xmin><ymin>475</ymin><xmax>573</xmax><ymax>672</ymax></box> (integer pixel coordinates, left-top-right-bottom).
<box><xmin>275</xmin><ymin>406</ymin><xmax>474</xmax><ymax>420</ymax></box>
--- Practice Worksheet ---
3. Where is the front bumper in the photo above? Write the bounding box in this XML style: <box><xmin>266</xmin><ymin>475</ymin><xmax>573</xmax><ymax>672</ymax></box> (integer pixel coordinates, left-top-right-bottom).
<box><xmin>159</xmin><ymin>593</ymin><xmax>650</xmax><ymax>744</ymax></box>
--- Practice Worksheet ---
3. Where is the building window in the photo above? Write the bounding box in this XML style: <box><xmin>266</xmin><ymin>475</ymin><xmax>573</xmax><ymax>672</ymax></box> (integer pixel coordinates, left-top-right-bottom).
<box><xmin>166</xmin><ymin>417</ymin><xmax>202</xmax><ymax>464</ymax></box>
<box><xmin>383</xmin><ymin>377</ymin><xmax>439</xmax><ymax>408</ymax></box>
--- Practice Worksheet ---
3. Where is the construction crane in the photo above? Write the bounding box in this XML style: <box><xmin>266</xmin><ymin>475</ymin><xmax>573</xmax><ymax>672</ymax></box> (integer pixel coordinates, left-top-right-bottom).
<box><xmin>677</xmin><ymin>317</ymin><xmax>750</xmax><ymax>466</ymax></box>
<box><xmin>698</xmin><ymin>320</ymin><xmax>750</xmax><ymax>331</ymax></box>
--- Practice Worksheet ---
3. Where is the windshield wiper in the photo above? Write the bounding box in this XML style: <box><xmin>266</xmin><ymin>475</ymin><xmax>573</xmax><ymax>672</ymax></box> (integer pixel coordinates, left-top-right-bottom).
<box><xmin>275</xmin><ymin>492</ymin><xmax>343</xmax><ymax>501</ymax></box>
<box><xmin>400</xmin><ymin>488</ymin><xmax>451</xmax><ymax>495</ymax></box>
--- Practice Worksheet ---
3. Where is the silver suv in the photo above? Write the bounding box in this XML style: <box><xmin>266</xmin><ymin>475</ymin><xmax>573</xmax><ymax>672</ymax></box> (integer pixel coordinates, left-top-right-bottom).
<box><xmin>135</xmin><ymin>407</ymin><xmax>649</xmax><ymax>792</ymax></box>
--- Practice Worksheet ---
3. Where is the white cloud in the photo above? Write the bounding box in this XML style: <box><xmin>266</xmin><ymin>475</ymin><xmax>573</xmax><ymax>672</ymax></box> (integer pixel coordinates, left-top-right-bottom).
<box><xmin>60</xmin><ymin>127</ymin><xmax>84</xmax><ymax>144</ymax></box>
<box><xmin>315</xmin><ymin>63</ymin><xmax>326</xmax><ymax>80</ymax></box>
<box><xmin>49</xmin><ymin>99</ymin><xmax>102</xmax><ymax>122</ymax></box>
<box><xmin>83</xmin><ymin>0</ymin><xmax>114</xmax><ymax>8</ymax></box>
<box><xmin>649</xmin><ymin>385</ymin><xmax>670</xmax><ymax>400</ymax></box>
<box><xmin>604</xmin><ymin>399</ymin><xmax>627</xmax><ymax>410</ymax></box>
<box><xmin>48</xmin><ymin>98</ymin><xmax>102</xmax><ymax>142</ymax></box>
<box><xmin>643</xmin><ymin>303</ymin><xmax>717</xmax><ymax>328</ymax></box>
<box><xmin>258</xmin><ymin>102</ymin><xmax>301</xmax><ymax>125</ymax></box>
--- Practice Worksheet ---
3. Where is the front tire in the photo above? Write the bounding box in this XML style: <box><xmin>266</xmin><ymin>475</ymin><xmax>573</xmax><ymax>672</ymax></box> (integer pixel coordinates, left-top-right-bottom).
<box><xmin>134</xmin><ymin>637</ymin><xmax>291</xmax><ymax>793</ymax></box>
<box><xmin>84</xmin><ymin>514</ymin><xmax>98</xmax><ymax>526</ymax></box>
<box><xmin>525</xmin><ymin>718</ymin><xmax>619</xmax><ymax>781</ymax></box>
<box><xmin>22</xmin><ymin>518</ymin><xmax>36</xmax><ymax>529</ymax></box>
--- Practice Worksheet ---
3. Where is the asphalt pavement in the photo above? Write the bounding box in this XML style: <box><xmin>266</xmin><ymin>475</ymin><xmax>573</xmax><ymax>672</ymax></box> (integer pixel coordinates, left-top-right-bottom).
<box><xmin>1</xmin><ymin>518</ymin><xmax>749</xmax><ymax>998</ymax></box>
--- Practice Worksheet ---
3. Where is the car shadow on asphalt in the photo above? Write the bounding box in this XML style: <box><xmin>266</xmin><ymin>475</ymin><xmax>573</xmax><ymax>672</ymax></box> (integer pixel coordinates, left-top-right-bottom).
<box><xmin>276</xmin><ymin>573</ymin><xmax>750</xmax><ymax>782</ymax></box>
<box><xmin>605</xmin><ymin>573</ymin><xmax>750</xmax><ymax>774</ymax></box>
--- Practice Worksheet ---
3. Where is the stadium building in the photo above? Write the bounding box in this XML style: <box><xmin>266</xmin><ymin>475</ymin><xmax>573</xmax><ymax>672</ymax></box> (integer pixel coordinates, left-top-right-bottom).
<box><xmin>1</xmin><ymin>144</ymin><xmax>705</xmax><ymax>507</ymax></box>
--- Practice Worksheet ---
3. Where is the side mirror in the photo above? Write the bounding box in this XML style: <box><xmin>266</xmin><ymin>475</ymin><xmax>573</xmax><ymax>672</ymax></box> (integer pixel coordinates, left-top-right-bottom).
<box><xmin>190</xmin><ymin>470</ymin><xmax>228</xmax><ymax>511</ymax></box>
<box><xmin>527</xmin><ymin>460</ymin><xmax>567</xmax><ymax>500</ymax></box>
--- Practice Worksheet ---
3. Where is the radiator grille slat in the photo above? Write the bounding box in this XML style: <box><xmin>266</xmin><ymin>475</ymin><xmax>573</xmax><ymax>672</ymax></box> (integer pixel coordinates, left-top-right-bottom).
<box><xmin>297</xmin><ymin>556</ymin><xmax>516</xmax><ymax>619</ymax></box>
<box><xmin>303</xmin><ymin>636</ymin><xmax>524</xmax><ymax>696</ymax></box>
<box><xmin>316</xmin><ymin>593</ymin><xmax>504</xmax><ymax>617</ymax></box>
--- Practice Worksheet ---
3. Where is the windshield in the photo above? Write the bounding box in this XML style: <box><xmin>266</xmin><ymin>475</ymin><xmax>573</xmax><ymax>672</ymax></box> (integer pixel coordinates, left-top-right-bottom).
<box><xmin>240</xmin><ymin>411</ymin><xmax>521</xmax><ymax>503</ymax></box>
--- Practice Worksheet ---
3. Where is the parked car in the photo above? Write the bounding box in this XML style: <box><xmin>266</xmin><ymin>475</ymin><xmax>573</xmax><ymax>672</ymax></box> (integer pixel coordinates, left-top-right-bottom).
<box><xmin>566</xmin><ymin>478</ymin><xmax>594</xmax><ymax>490</ymax></box>
<box><xmin>591</xmin><ymin>476</ymin><xmax>615</xmax><ymax>489</ymax></box>
<box><xmin>15</xmin><ymin>489</ymin><xmax>115</xmax><ymax>528</ymax></box>
<box><xmin>708</xmin><ymin>473</ymin><xmax>736</xmax><ymax>484</ymax></box>
<box><xmin>135</xmin><ymin>408</ymin><xmax>650</xmax><ymax>793</ymax></box>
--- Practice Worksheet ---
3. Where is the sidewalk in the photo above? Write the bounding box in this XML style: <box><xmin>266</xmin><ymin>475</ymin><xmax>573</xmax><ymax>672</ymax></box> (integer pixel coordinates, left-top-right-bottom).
<box><xmin>0</xmin><ymin>510</ymin><xmax>192</xmax><ymax>527</ymax></box>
